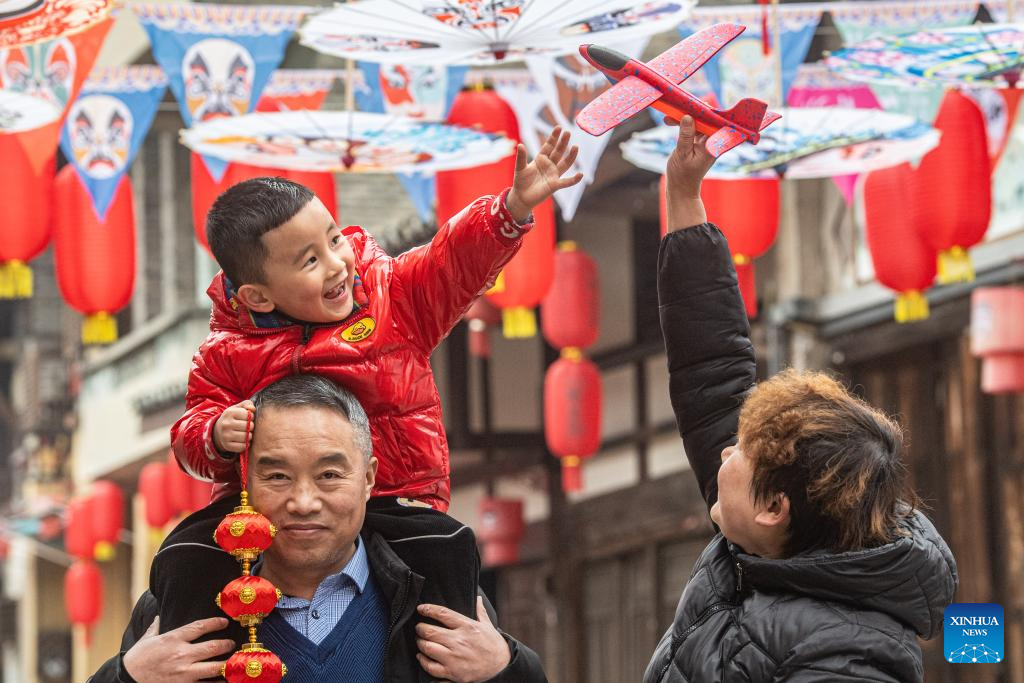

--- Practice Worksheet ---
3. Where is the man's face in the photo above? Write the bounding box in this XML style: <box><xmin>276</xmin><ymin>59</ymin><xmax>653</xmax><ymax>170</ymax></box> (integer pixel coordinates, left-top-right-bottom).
<box><xmin>254</xmin><ymin>197</ymin><xmax>357</xmax><ymax>323</ymax></box>
<box><xmin>710</xmin><ymin>442</ymin><xmax>772</xmax><ymax>555</ymax></box>
<box><xmin>249</xmin><ymin>405</ymin><xmax>377</xmax><ymax>577</ymax></box>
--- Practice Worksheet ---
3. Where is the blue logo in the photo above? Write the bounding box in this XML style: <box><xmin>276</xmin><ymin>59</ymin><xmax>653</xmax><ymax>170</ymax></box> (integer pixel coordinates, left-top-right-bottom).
<box><xmin>944</xmin><ymin>603</ymin><xmax>1004</xmax><ymax>663</ymax></box>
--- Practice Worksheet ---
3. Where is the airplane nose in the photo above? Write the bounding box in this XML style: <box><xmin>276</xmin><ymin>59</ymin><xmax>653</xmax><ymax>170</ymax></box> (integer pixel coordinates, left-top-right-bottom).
<box><xmin>586</xmin><ymin>44</ymin><xmax>630</xmax><ymax>72</ymax></box>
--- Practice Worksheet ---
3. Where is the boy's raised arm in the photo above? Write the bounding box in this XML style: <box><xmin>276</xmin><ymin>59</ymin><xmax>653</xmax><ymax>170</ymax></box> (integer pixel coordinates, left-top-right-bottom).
<box><xmin>389</xmin><ymin>128</ymin><xmax>583</xmax><ymax>353</ymax></box>
<box><xmin>658</xmin><ymin>116</ymin><xmax>756</xmax><ymax>513</ymax></box>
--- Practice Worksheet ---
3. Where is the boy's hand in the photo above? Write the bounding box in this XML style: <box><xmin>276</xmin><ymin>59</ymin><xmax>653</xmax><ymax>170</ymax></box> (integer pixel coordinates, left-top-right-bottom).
<box><xmin>506</xmin><ymin>126</ymin><xmax>584</xmax><ymax>223</ymax></box>
<box><xmin>665</xmin><ymin>115</ymin><xmax>716</xmax><ymax>198</ymax></box>
<box><xmin>212</xmin><ymin>401</ymin><xmax>255</xmax><ymax>454</ymax></box>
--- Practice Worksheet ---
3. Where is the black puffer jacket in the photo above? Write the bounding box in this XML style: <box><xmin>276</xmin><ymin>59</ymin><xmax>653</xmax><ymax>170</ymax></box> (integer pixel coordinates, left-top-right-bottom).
<box><xmin>644</xmin><ymin>224</ymin><xmax>958</xmax><ymax>683</ymax></box>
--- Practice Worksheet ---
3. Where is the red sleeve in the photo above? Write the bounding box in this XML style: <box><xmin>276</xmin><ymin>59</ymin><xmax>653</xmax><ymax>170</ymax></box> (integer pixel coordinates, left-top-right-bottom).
<box><xmin>170</xmin><ymin>340</ymin><xmax>243</xmax><ymax>482</ymax></box>
<box><xmin>389</xmin><ymin>188</ymin><xmax>532</xmax><ymax>353</ymax></box>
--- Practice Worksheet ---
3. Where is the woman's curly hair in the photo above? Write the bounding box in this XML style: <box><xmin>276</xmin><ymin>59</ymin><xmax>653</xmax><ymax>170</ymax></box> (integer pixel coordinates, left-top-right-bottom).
<box><xmin>738</xmin><ymin>369</ymin><xmax>920</xmax><ymax>556</ymax></box>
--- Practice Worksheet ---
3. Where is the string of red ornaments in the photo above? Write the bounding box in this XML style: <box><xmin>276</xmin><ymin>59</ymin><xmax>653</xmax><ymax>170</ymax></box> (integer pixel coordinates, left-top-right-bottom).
<box><xmin>213</xmin><ymin>412</ymin><xmax>287</xmax><ymax>682</ymax></box>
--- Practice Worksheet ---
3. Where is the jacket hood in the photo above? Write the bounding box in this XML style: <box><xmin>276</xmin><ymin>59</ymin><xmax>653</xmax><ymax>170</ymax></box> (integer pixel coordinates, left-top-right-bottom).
<box><xmin>738</xmin><ymin>509</ymin><xmax>957</xmax><ymax>639</ymax></box>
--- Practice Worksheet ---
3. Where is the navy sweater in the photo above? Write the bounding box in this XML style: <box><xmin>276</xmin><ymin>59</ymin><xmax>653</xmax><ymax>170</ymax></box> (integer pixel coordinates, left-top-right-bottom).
<box><xmin>260</xmin><ymin>573</ymin><xmax>388</xmax><ymax>683</ymax></box>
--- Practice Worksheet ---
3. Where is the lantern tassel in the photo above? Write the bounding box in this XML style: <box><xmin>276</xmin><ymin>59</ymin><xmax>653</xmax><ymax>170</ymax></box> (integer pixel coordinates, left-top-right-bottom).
<box><xmin>0</xmin><ymin>260</ymin><xmax>32</xmax><ymax>299</ymax></box>
<box><xmin>561</xmin><ymin>456</ymin><xmax>582</xmax><ymax>492</ymax></box>
<box><xmin>502</xmin><ymin>307</ymin><xmax>536</xmax><ymax>338</ymax></box>
<box><xmin>94</xmin><ymin>541</ymin><xmax>116</xmax><ymax>562</ymax></box>
<box><xmin>937</xmin><ymin>246</ymin><xmax>974</xmax><ymax>284</ymax></box>
<box><xmin>894</xmin><ymin>290</ymin><xmax>929</xmax><ymax>323</ymax></box>
<box><xmin>82</xmin><ymin>312</ymin><xmax>118</xmax><ymax>345</ymax></box>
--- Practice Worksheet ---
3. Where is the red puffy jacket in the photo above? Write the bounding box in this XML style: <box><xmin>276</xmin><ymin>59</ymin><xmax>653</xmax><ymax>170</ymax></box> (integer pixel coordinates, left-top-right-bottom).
<box><xmin>171</xmin><ymin>191</ymin><xmax>532</xmax><ymax>511</ymax></box>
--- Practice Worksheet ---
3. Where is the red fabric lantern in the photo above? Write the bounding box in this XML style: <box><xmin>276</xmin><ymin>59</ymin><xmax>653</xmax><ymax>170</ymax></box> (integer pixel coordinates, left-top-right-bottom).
<box><xmin>864</xmin><ymin>164</ymin><xmax>937</xmax><ymax>323</ymax></box>
<box><xmin>544</xmin><ymin>352</ymin><xmax>602</xmax><ymax>492</ymax></box>
<box><xmin>542</xmin><ymin>242</ymin><xmax>599</xmax><ymax>352</ymax></box>
<box><xmin>64</xmin><ymin>559</ymin><xmax>103</xmax><ymax>628</ymax></box>
<box><xmin>165</xmin><ymin>450</ymin><xmax>192</xmax><ymax>517</ymax></box>
<box><xmin>701</xmin><ymin>176</ymin><xmax>780</xmax><ymax>320</ymax></box>
<box><xmin>912</xmin><ymin>90</ymin><xmax>991</xmax><ymax>284</ymax></box>
<box><xmin>188</xmin><ymin>477</ymin><xmax>214</xmax><ymax>512</ymax></box>
<box><xmin>90</xmin><ymin>480</ymin><xmax>123</xmax><ymax>562</ymax></box>
<box><xmin>215</xmin><ymin>508</ymin><xmax>277</xmax><ymax>562</ymax></box>
<box><xmin>971</xmin><ymin>287</ymin><xmax>1024</xmax><ymax>394</ymax></box>
<box><xmin>477</xmin><ymin>498</ymin><xmax>525</xmax><ymax>567</ymax></box>
<box><xmin>0</xmin><ymin>136</ymin><xmax>53</xmax><ymax>299</ymax></box>
<box><xmin>139</xmin><ymin>462</ymin><xmax>173</xmax><ymax>529</ymax></box>
<box><xmin>65</xmin><ymin>497</ymin><xmax>95</xmax><ymax>560</ymax></box>
<box><xmin>465</xmin><ymin>297</ymin><xmax>501</xmax><ymax>359</ymax></box>
<box><xmin>486</xmin><ymin>198</ymin><xmax>556</xmax><ymax>337</ymax></box>
<box><xmin>222</xmin><ymin>646</ymin><xmax>286</xmax><ymax>683</ymax></box>
<box><xmin>53</xmin><ymin>167</ymin><xmax>136</xmax><ymax>344</ymax></box>
<box><xmin>217</xmin><ymin>575</ymin><xmax>282</xmax><ymax>627</ymax></box>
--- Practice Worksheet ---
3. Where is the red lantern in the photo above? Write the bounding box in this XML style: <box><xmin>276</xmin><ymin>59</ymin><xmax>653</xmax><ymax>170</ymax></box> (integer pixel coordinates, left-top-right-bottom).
<box><xmin>700</xmin><ymin>176</ymin><xmax>780</xmax><ymax>320</ymax></box>
<box><xmin>90</xmin><ymin>480</ymin><xmax>123</xmax><ymax>562</ymax></box>
<box><xmin>188</xmin><ymin>477</ymin><xmax>214</xmax><ymax>512</ymax></box>
<box><xmin>165</xmin><ymin>451</ymin><xmax>192</xmax><ymax>517</ymax></box>
<box><xmin>912</xmin><ymin>90</ymin><xmax>991</xmax><ymax>284</ymax></box>
<box><xmin>486</xmin><ymin>198</ymin><xmax>556</xmax><ymax>337</ymax></box>
<box><xmin>53</xmin><ymin>167</ymin><xmax>136</xmax><ymax>344</ymax></box>
<box><xmin>864</xmin><ymin>164</ymin><xmax>937</xmax><ymax>323</ymax></box>
<box><xmin>0</xmin><ymin>137</ymin><xmax>53</xmax><ymax>299</ymax></box>
<box><xmin>222</xmin><ymin>646</ymin><xmax>286</xmax><ymax>683</ymax></box>
<box><xmin>477</xmin><ymin>498</ymin><xmax>525</xmax><ymax>567</ymax></box>
<box><xmin>215</xmin><ymin>508</ymin><xmax>277</xmax><ymax>562</ymax></box>
<box><xmin>542</xmin><ymin>243</ymin><xmax>599</xmax><ymax>351</ymax></box>
<box><xmin>217</xmin><ymin>575</ymin><xmax>282</xmax><ymax>626</ymax></box>
<box><xmin>971</xmin><ymin>287</ymin><xmax>1024</xmax><ymax>394</ymax></box>
<box><xmin>65</xmin><ymin>497</ymin><xmax>95</xmax><ymax>560</ymax></box>
<box><xmin>544</xmin><ymin>352</ymin><xmax>602</xmax><ymax>491</ymax></box>
<box><xmin>465</xmin><ymin>297</ymin><xmax>502</xmax><ymax>359</ymax></box>
<box><xmin>139</xmin><ymin>462</ymin><xmax>173</xmax><ymax>529</ymax></box>
<box><xmin>64</xmin><ymin>559</ymin><xmax>103</xmax><ymax>628</ymax></box>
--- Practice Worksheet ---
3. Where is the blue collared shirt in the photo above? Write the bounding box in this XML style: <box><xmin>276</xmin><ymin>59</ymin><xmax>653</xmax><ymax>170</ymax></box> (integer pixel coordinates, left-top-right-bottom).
<box><xmin>254</xmin><ymin>538</ymin><xmax>371</xmax><ymax>645</ymax></box>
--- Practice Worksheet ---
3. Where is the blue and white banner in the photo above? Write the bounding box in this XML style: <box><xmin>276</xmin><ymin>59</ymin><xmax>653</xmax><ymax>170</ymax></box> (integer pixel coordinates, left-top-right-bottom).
<box><xmin>678</xmin><ymin>4</ymin><xmax>823</xmax><ymax>108</ymax></box>
<box><xmin>132</xmin><ymin>2</ymin><xmax>306</xmax><ymax>180</ymax></box>
<box><xmin>354</xmin><ymin>62</ymin><xmax>468</xmax><ymax>221</ymax></box>
<box><xmin>59</xmin><ymin>66</ymin><xmax>167</xmax><ymax>220</ymax></box>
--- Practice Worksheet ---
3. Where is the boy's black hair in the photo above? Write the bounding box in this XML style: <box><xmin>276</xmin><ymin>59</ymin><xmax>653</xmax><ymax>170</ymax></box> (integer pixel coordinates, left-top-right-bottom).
<box><xmin>206</xmin><ymin>176</ymin><xmax>315</xmax><ymax>286</ymax></box>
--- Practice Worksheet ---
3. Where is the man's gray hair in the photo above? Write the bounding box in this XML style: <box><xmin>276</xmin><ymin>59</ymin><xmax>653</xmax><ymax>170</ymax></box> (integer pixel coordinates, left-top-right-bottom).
<box><xmin>251</xmin><ymin>374</ymin><xmax>373</xmax><ymax>461</ymax></box>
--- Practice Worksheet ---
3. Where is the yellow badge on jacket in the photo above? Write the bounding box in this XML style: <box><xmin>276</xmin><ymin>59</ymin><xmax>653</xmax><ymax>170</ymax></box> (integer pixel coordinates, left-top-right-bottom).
<box><xmin>339</xmin><ymin>316</ymin><xmax>376</xmax><ymax>343</ymax></box>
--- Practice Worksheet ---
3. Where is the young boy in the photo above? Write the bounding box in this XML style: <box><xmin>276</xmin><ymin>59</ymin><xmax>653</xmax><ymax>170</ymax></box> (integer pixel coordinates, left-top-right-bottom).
<box><xmin>155</xmin><ymin>129</ymin><xmax>582</xmax><ymax>640</ymax></box>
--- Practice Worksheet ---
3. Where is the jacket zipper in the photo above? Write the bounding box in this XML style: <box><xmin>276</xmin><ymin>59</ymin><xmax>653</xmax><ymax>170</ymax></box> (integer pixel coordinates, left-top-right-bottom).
<box><xmin>736</xmin><ymin>561</ymin><xmax>744</xmax><ymax>594</ymax></box>
<box><xmin>656</xmin><ymin>602</ymin><xmax>731</xmax><ymax>682</ymax></box>
<box><xmin>386</xmin><ymin>572</ymin><xmax>413</xmax><ymax>641</ymax></box>
<box><xmin>290</xmin><ymin>324</ymin><xmax>313</xmax><ymax>374</ymax></box>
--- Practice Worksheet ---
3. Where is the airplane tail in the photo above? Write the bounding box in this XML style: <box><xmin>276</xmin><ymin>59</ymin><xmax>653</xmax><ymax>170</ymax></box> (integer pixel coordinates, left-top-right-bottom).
<box><xmin>716</xmin><ymin>97</ymin><xmax>769</xmax><ymax>133</ymax></box>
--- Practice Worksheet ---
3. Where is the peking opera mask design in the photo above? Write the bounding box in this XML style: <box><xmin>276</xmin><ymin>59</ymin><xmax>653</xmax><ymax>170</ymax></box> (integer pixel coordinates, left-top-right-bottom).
<box><xmin>0</xmin><ymin>37</ymin><xmax>76</xmax><ymax>111</ymax></box>
<box><xmin>67</xmin><ymin>94</ymin><xmax>133</xmax><ymax>179</ymax></box>
<box><xmin>379</xmin><ymin>64</ymin><xmax>447</xmax><ymax>120</ymax></box>
<box><xmin>183</xmin><ymin>38</ymin><xmax>255</xmax><ymax>122</ymax></box>
<box><xmin>549</xmin><ymin>54</ymin><xmax>611</xmax><ymax>126</ymax></box>
<box><xmin>423</xmin><ymin>0</ymin><xmax>523</xmax><ymax>30</ymax></box>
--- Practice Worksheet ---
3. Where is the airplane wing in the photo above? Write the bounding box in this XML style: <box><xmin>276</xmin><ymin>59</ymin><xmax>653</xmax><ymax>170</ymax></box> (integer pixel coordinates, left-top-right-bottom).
<box><xmin>576</xmin><ymin>76</ymin><xmax>662</xmax><ymax>136</ymax></box>
<box><xmin>647</xmin><ymin>23</ymin><xmax>745</xmax><ymax>85</ymax></box>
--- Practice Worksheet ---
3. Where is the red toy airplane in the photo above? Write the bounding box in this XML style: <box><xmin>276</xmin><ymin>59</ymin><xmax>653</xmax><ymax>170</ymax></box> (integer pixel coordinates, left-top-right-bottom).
<box><xmin>576</xmin><ymin>23</ymin><xmax>781</xmax><ymax>157</ymax></box>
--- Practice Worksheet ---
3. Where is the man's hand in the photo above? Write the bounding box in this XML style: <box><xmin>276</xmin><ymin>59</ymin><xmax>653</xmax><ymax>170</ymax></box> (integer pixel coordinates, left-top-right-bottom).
<box><xmin>415</xmin><ymin>597</ymin><xmax>512</xmax><ymax>683</ymax></box>
<box><xmin>664</xmin><ymin>115</ymin><xmax>717</xmax><ymax>231</ymax></box>
<box><xmin>212</xmin><ymin>401</ymin><xmax>255</xmax><ymax>454</ymax></box>
<box><xmin>506</xmin><ymin>127</ymin><xmax>584</xmax><ymax>224</ymax></box>
<box><xmin>122</xmin><ymin>617</ymin><xmax>236</xmax><ymax>683</ymax></box>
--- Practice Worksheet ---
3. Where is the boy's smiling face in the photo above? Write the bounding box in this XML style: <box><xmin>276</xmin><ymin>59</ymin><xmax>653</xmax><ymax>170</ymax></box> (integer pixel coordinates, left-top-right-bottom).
<box><xmin>237</xmin><ymin>197</ymin><xmax>357</xmax><ymax>324</ymax></box>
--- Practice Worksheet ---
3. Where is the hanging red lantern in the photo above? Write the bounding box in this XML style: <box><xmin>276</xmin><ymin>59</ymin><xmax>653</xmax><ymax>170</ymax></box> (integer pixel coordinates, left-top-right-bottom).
<box><xmin>138</xmin><ymin>462</ymin><xmax>173</xmax><ymax>530</ymax></box>
<box><xmin>90</xmin><ymin>480</ymin><xmax>124</xmax><ymax>562</ymax></box>
<box><xmin>465</xmin><ymin>297</ymin><xmax>502</xmax><ymax>359</ymax></box>
<box><xmin>477</xmin><ymin>498</ymin><xmax>525</xmax><ymax>567</ymax></box>
<box><xmin>864</xmin><ymin>164</ymin><xmax>937</xmax><ymax>323</ymax></box>
<box><xmin>216</xmin><ymin>575</ymin><xmax>283</xmax><ymax>627</ymax></box>
<box><xmin>701</xmin><ymin>176</ymin><xmax>780</xmax><ymax>320</ymax></box>
<box><xmin>0</xmin><ymin>136</ymin><xmax>54</xmax><ymax>299</ymax></box>
<box><xmin>542</xmin><ymin>242</ymin><xmax>599</xmax><ymax>352</ymax></box>
<box><xmin>222</xmin><ymin>647</ymin><xmax>287</xmax><ymax>683</ymax></box>
<box><xmin>486</xmin><ymin>198</ymin><xmax>556</xmax><ymax>337</ymax></box>
<box><xmin>971</xmin><ymin>287</ymin><xmax>1024</xmax><ymax>394</ymax></box>
<box><xmin>544</xmin><ymin>351</ymin><xmax>602</xmax><ymax>492</ymax></box>
<box><xmin>65</xmin><ymin>497</ymin><xmax>96</xmax><ymax>560</ymax></box>
<box><xmin>64</xmin><ymin>559</ymin><xmax>103</xmax><ymax>628</ymax></box>
<box><xmin>53</xmin><ymin>166</ymin><xmax>135</xmax><ymax>345</ymax></box>
<box><xmin>912</xmin><ymin>90</ymin><xmax>991</xmax><ymax>284</ymax></box>
<box><xmin>188</xmin><ymin>477</ymin><xmax>214</xmax><ymax>512</ymax></box>
<box><xmin>165</xmin><ymin>451</ymin><xmax>192</xmax><ymax>517</ymax></box>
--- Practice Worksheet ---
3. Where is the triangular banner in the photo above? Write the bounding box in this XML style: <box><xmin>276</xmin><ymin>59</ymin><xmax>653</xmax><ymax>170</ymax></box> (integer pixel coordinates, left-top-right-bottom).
<box><xmin>132</xmin><ymin>2</ymin><xmax>307</xmax><ymax>181</ymax></box>
<box><xmin>354</xmin><ymin>62</ymin><xmax>469</xmax><ymax>222</ymax></box>
<box><xmin>0</xmin><ymin>15</ymin><xmax>112</xmax><ymax>174</ymax></box>
<box><xmin>523</xmin><ymin>38</ymin><xmax>649</xmax><ymax>222</ymax></box>
<box><xmin>59</xmin><ymin>66</ymin><xmax>167</xmax><ymax>220</ymax></box>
